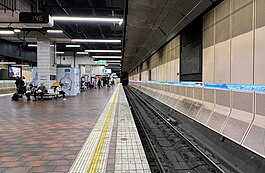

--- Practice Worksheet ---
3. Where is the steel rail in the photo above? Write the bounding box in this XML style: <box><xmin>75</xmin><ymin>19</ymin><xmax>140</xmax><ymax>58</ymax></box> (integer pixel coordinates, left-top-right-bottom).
<box><xmin>127</xmin><ymin>86</ymin><xmax>226</xmax><ymax>173</ymax></box>
<box><xmin>126</xmin><ymin>89</ymin><xmax>166</xmax><ymax>173</ymax></box>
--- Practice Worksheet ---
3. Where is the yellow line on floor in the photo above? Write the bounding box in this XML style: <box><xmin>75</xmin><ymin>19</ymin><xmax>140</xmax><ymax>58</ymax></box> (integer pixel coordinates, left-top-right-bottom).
<box><xmin>87</xmin><ymin>86</ymin><xmax>119</xmax><ymax>173</ymax></box>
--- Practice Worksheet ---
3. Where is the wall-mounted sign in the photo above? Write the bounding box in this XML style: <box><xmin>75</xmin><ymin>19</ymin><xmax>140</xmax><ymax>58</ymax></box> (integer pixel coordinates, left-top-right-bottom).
<box><xmin>19</xmin><ymin>12</ymin><xmax>50</xmax><ymax>23</ymax></box>
<box><xmin>94</xmin><ymin>60</ymin><xmax>107</xmax><ymax>65</ymax></box>
<box><xmin>102</xmin><ymin>68</ymin><xmax>112</xmax><ymax>74</ymax></box>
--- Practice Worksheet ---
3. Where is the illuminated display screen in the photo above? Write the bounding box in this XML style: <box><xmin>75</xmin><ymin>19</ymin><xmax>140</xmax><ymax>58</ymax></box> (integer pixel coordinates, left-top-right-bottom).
<box><xmin>19</xmin><ymin>12</ymin><xmax>49</xmax><ymax>23</ymax></box>
<box><xmin>8</xmin><ymin>66</ymin><xmax>21</xmax><ymax>78</ymax></box>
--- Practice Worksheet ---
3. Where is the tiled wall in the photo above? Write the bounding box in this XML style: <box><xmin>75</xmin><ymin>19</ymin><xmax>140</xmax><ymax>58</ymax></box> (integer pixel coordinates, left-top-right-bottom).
<box><xmin>203</xmin><ymin>0</ymin><xmax>265</xmax><ymax>84</ymax></box>
<box><xmin>130</xmin><ymin>36</ymin><xmax>180</xmax><ymax>82</ymax></box>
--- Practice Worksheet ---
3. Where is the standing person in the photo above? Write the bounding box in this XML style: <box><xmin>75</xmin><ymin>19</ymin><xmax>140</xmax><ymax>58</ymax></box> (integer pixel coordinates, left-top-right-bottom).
<box><xmin>15</xmin><ymin>77</ymin><xmax>25</xmax><ymax>94</ymax></box>
<box><xmin>56</xmin><ymin>83</ymin><xmax>66</xmax><ymax>100</ymax></box>
<box><xmin>111</xmin><ymin>78</ymin><xmax>115</xmax><ymax>87</ymax></box>
<box><xmin>97</xmin><ymin>78</ymin><xmax>101</xmax><ymax>89</ymax></box>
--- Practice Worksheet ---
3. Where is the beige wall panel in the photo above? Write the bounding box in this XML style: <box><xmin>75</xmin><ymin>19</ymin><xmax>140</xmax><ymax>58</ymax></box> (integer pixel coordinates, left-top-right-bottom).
<box><xmin>151</xmin><ymin>68</ymin><xmax>157</xmax><ymax>81</ymax></box>
<box><xmin>162</xmin><ymin>64</ymin><xmax>165</xmax><ymax>82</ymax></box>
<box><xmin>170</xmin><ymin>39</ymin><xmax>176</xmax><ymax>50</ymax></box>
<box><xmin>232</xmin><ymin>1</ymin><xmax>253</xmax><ymax>38</ymax></box>
<box><xmin>203</xmin><ymin>46</ymin><xmax>215</xmax><ymax>83</ymax></box>
<box><xmin>175</xmin><ymin>59</ymin><xmax>180</xmax><ymax>82</ymax></box>
<box><xmin>169</xmin><ymin>61</ymin><xmax>174</xmax><ymax>82</ymax></box>
<box><xmin>166</xmin><ymin>62</ymin><xmax>170</xmax><ymax>81</ymax></box>
<box><xmin>175</xmin><ymin>36</ymin><xmax>180</xmax><ymax>47</ymax></box>
<box><xmin>215</xmin><ymin>40</ymin><xmax>231</xmax><ymax>83</ymax></box>
<box><xmin>231</xmin><ymin>31</ymin><xmax>253</xmax><ymax>84</ymax></box>
<box><xmin>256</xmin><ymin>0</ymin><xmax>265</xmax><ymax>28</ymax></box>
<box><xmin>141</xmin><ymin>71</ymin><xmax>145</xmax><ymax>81</ymax></box>
<box><xmin>216</xmin><ymin>0</ymin><xmax>230</xmax><ymax>21</ymax></box>
<box><xmin>203</xmin><ymin>10</ymin><xmax>214</xmax><ymax>30</ymax></box>
<box><xmin>157</xmin><ymin>66</ymin><xmax>161</xmax><ymax>81</ymax></box>
<box><xmin>171</xmin><ymin>49</ymin><xmax>176</xmax><ymax>60</ymax></box>
<box><xmin>137</xmin><ymin>73</ymin><xmax>140</xmax><ymax>81</ymax></box>
<box><xmin>254</xmin><ymin>27</ymin><xmax>265</xmax><ymax>84</ymax></box>
<box><xmin>203</xmin><ymin>26</ymin><xmax>214</xmax><ymax>49</ymax></box>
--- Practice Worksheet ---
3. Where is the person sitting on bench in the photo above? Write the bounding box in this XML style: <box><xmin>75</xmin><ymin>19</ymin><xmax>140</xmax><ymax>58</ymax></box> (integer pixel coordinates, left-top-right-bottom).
<box><xmin>56</xmin><ymin>83</ymin><xmax>66</xmax><ymax>100</ymax></box>
<box><xmin>34</xmin><ymin>83</ymin><xmax>47</xmax><ymax>100</ymax></box>
<box><xmin>25</xmin><ymin>83</ymin><xmax>34</xmax><ymax>101</ymax></box>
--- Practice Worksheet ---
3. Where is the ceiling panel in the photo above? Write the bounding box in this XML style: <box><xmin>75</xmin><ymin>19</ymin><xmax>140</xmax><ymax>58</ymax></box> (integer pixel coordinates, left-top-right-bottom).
<box><xmin>123</xmin><ymin>0</ymin><xmax>221</xmax><ymax>72</ymax></box>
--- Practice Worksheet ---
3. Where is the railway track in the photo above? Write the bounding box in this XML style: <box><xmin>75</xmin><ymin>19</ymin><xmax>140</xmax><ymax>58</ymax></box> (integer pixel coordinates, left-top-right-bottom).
<box><xmin>125</xmin><ymin>86</ymin><xmax>232</xmax><ymax>173</ymax></box>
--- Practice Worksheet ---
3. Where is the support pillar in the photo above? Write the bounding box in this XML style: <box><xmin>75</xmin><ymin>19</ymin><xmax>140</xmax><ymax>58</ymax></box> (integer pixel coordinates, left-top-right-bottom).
<box><xmin>37</xmin><ymin>40</ymin><xmax>56</xmax><ymax>88</ymax></box>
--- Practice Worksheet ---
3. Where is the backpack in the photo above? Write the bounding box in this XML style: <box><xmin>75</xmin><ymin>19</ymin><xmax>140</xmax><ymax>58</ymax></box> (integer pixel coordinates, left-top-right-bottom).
<box><xmin>11</xmin><ymin>93</ymin><xmax>19</xmax><ymax>101</ymax></box>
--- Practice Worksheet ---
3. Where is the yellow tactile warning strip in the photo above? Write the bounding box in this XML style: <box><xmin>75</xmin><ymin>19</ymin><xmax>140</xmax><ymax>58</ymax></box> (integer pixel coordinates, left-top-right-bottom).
<box><xmin>69</xmin><ymin>85</ymin><xmax>120</xmax><ymax>173</ymax></box>
<box><xmin>87</xmin><ymin>87</ymin><xmax>119</xmax><ymax>172</ymax></box>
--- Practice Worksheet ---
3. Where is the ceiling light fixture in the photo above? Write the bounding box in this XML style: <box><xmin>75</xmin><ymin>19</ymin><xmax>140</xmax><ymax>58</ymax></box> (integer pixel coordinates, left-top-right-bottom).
<box><xmin>119</xmin><ymin>19</ymin><xmax>123</xmax><ymax>25</ymax></box>
<box><xmin>71</xmin><ymin>39</ymin><xmax>121</xmax><ymax>43</ymax></box>
<box><xmin>14</xmin><ymin>29</ymin><xmax>21</xmax><ymax>33</ymax></box>
<box><xmin>0</xmin><ymin>62</ymin><xmax>16</xmax><ymax>64</ymax></box>
<box><xmin>92</xmin><ymin>56</ymin><xmax>122</xmax><ymax>59</ymax></box>
<box><xmin>56</xmin><ymin>52</ymin><xmax>64</xmax><ymax>54</ymax></box>
<box><xmin>66</xmin><ymin>45</ymin><xmax>80</xmax><ymax>48</ymax></box>
<box><xmin>11</xmin><ymin>64</ymin><xmax>30</xmax><ymax>67</ymax></box>
<box><xmin>28</xmin><ymin>44</ymin><xmax>38</xmax><ymax>47</ymax></box>
<box><xmin>76</xmin><ymin>52</ymin><xmax>88</xmax><ymax>55</ymax></box>
<box><xmin>108</xmin><ymin>62</ymin><xmax>121</xmax><ymax>64</ymax></box>
<box><xmin>47</xmin><ymin>30</ymin><xmax>63</xmax><ymax>33</ymax></box>
<box><xmin>52</xmin><ymin>16</ymin><xmax>123</xmax><ymax>24</ymax></box>
<box><xmin>0</xmin><ymin>30</ymin><xmax>14</xmax><ymax>34</ymax></box>
<box><xmin>85</xmin><ymin>50</ymin><xmax>121</xmax><ymax>53</ymax></box>
<box><xmin>107</xmin><ymin>60</ymin><xmax>121</xmax><ymax>63</ymax></box>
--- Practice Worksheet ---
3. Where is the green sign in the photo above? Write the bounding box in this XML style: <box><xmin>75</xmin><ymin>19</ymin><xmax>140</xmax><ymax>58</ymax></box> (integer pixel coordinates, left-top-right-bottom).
<box><xmin>94</xmin><ymin>60</ymin><xmax>107</xmax><ymax>65</ymax></box>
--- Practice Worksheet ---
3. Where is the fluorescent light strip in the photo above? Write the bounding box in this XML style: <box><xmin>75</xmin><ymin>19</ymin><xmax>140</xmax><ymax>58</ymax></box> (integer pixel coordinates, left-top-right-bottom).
<box><xmin>85</xmin><ymin>50</ymin><xmax>121</xmax><ymax>53</ymax></box>
<box><xmin>76</xmin><ymin>52</ymin><xmax>88</xmax><ymax>55</ymax></box>
<box><xmin>119</xmin><ymin>19</ymin><xmax>123</xmax><ymax>25</ymax></box>
<box><xmin>56</xmin><ymin>52</ymin><xmax>64</xmax><ymax>54</ymax></box>
<box><xmin>52</xmin><ymin>16</ymin><xmax>123</xmax><ymax>24</ymax></box>
<box><xmin>28</xmin><ymin>44</ymin><xmax>38</xmax><ymax>47</ymax></box>
<box><xmin>72</xmin><ymin>39</ymin><xmax>121</xmax><ymax>43</ymax></box>
<box><xmin>14</xmin><ymin>29</ymin><xmax>21</xmax><ymax>33</ymax></box>
<box><xmin>92</xmin><ymin>56</ymin><xmax>121</xmax><ymax>59</ymax></box>
<box><xmin>0</xmin><ymin>30</ymin><xmax>14</xmax><ymax>34</ymax></box>
<box><xmin>11</xmin><ymin>64</ymin><xmax>29</xmax><ymax>67</ymax></box>
<box><xmin>0</xmin><ymin>62</ymin><xmax>16</xmax><ymax>64</ymax></box>
<box><xmin>66</xmin><ymin>45</ymin><xmax>80</xmax><ymax>48</ymax></box>
<box><xmin>107</xmin><ymin>61</ymin><xmax>121</xmax><ymax>63</ymax></box>
<box><xmin>107</xmin><ymin>63</ymin><xmax>121</xmax><ymax>64</ymax></box>
<box><xmin>47</xmin><ymin>30</ymin><xmax>63</xmax><ymax>33</ymax></box>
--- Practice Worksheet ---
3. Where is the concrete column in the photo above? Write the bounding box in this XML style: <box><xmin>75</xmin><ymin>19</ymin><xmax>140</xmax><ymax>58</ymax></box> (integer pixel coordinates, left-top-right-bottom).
<box><xmin>37</xmin><ymin>40</ymin><xmax>56</xmax><ymax>88</ymax></box>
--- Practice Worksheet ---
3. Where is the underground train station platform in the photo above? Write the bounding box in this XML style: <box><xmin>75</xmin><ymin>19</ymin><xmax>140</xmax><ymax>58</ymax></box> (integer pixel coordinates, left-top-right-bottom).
<box><xmin>0</xmin><ymin>85</ymin><xmax>150</xmax><ymax>173</ymax></box>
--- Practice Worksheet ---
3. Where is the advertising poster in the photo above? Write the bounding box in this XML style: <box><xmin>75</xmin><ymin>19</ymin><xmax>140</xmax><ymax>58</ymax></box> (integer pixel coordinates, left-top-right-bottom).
<box><xmin>57</xmin><ymin>68</ymin><xmax>80</xmax><ymax>96</ymax></box>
